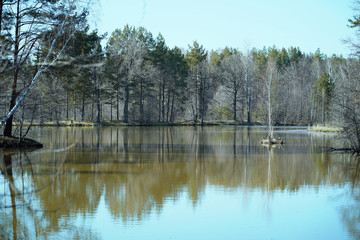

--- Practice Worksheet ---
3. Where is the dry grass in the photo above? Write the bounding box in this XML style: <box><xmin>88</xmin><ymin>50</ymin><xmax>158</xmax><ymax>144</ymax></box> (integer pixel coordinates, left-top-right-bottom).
<box><xmin>307</xmin><ymin>125</ymin><xmax>343</xmax><ymax>133</ymax></box>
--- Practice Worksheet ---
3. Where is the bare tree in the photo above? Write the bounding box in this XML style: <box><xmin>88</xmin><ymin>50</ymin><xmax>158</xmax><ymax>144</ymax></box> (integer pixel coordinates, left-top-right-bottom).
<box><xmin>221</xmin><ymin>54</ymin><xmax>245</xmax><ymax>122</ymax></box>
<box><xmin>263</xmin><ymin>57</ymin><xmax>278</xmax><ymax>138</ymax></box>
<box><xmin>333</xmin><ymin>59</ymin><xmax>360</xmax><ymax>152</ymax></box>
<box><xmin>0</xmin><ymin>0</ymin><xmax>87</xmax><ymax>137</ymax></box>
<box><xmin>187</xmin><ymin>58</ymin><xmax>216</xmax><ymax>125</ymax></box>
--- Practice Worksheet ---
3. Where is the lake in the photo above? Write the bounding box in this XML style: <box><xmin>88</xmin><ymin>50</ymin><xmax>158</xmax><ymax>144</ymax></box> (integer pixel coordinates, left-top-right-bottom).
<box><xmin>0</xmin><ymin>126</ymin><xmax>359</xmax><ymax>239</ymax></box>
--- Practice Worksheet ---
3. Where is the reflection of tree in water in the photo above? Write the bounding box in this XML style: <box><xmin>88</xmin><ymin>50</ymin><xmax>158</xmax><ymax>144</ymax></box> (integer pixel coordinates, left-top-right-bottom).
<box><xmin>1</xmin><ymin>126</ymin><xmax>359</xmax><ymax>238</ymax></box>
<box><xmin>339</xmin><ymin>155</ymin><xmax>360</xmax><ymax>239</ymax></box>
<box><xmin>1</xmin><ymin>153</ymin><xmax>18</xmax><ymax>239</ymax></box>
<box><xmin>0</xmin><ymin>148</ymin><xmax>101</xmax><ymax>239</ymax></box>
<box><xmin>341</xmin><ymin>188</ymin><xmax>360</xmax><ymax>239</ymax></box>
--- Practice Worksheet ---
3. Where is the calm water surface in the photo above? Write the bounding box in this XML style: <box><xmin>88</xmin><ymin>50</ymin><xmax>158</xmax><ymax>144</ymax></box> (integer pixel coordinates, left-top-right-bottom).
<box><xmin>0</xmin><ymin>126</ymin><xmax>359</xmax><ymax>239</ymax></box>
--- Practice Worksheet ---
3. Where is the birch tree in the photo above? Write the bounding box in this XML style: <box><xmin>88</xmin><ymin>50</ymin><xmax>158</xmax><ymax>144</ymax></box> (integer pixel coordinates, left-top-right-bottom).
<box><xmin>263</xmin><ymin>57</ymin><xmax>277</xmax><ymax>138</ymax></box>
<box><xmin>0</xmin><ymin>0</ymin><xmax>87</xmax><ymax>136</ymax></box>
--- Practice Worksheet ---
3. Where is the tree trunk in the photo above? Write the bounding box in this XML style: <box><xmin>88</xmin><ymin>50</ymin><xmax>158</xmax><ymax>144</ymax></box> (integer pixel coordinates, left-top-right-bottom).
<box><xmin>140</xmin><ymin>79</ymin><xmax>144</xmax><ymax>123</ymax></box>
<box><xmin>110</xmin><ymin>94</ymin><xmax>113</xmax><ymax>122</ymax></box>
<box><xmin>94</xmin><ymin>71</ymin><xmax>101</xmax><ymax>125</ymax></box>
<box><xmin>267</xmin><ymin>85</ymin><xmax>272</xmax><ymax>137</ymax></box>
<box><xmin>194</xmin><ymin>73</ymin><xmax>199</xmax><ymax>123</ymax></box>
<box><xmin>91</xmin><ymin>92</ymin><xmax>94</xmax><ymax>122</ymax></box>
<box><xmin>3</xmin><ymin>0</ymin><xmax>20</xmax><ymax>137</ymax></box>
<box><xmin>322</xmin><ymin>90</ymin><xmax>326</xmax><ymax>125</ymax></box>
<box><xmin>97</xmin><ymin>99</ymin><xmax>100</xmax><ymax>124</ymax></box>
<box><xmin>170</xmin><ymin>94</ymin><xmax>175</xmax><ymax>123</ymax></box>
<box><xmin>39</xmin><ymin>95</ymin><xmax>44</xmax><ymax>124</ymax></box>
<box><xmin>0</xmin><ymin>1</ymin><xmax>3</xmax><ymax>35</ymax></box>
<box><xmin>166</xmin><ymin>90</ymin><xmax>171</xmax><ymax>122</ymax></box>
<box><xmin>81</xmin><ymin>92</ymin><xmax>85</xmax><ymax>121</ymax></box>
<box><xmin>200</xmin><ymin>77</ymin><xmax>205</xmax><ymax>126</ymax></box>
<box><xmin>246</xmin><ymin>72</ymin><xmax>251</xmax><ymax>124</ymax></box>
<box><xmin>123</xmin><ymin>79</ymin><xmax>129</xmax><ymax>123</ymax></box>
<box><xmin>116</xmin><ymin>89</ymin><xmax>119</xmax><ymax>121</ymax></box>
<box><xmin>247</xmin><ymin>94</ymin><xmax>251</xmax><ymax>124</ymax></box>
<box><xmin>73</xmin><ymin>92</ymin><xmax>76</xmax><ymax>121</ymax></box>
<box><xmin>4</xmin><ymin>93</ymin><xmax>17</xmax><ymax>136</ymax></box>
<box><xmin>162</xmin><ymin>78</ymin><xmax>165</xmax><ymax>122</ymax></box>
<box><xmin>266</xmin><ymin>59</ymin><xmax>276</xmax><ymax>138</ymax></box>
<box><xmin>158</xmin><ymin>83</ymin><xmax>162</xmax><ymax>122</ymax></box>
<box><xmin>66</xmin><ymin>92</ymin><xmax>69</xmax><ymax>119</ymax></box>
<box><xmin>233</xmin><ymin>89</ymin><xmax>237</xmax><ymax>122</ymax></box>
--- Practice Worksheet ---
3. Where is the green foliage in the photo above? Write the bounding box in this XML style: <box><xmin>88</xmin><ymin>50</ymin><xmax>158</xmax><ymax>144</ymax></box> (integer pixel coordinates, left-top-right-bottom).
<box><xmin>315</xmin><ymin>71</ymin><xmax>335</xmax><ymax>100</ymax></box>
<box><xmin>313</xmin><ymin>48</ymin><xmax>325</xmax><ymax>62</ymax></box>
<box><xmin>214</xmin><ymin>103</ymin><xmax>232</xmax><ymax>121</ymax></box>
<box><xmin>312</xmin><ymin>71</ymin><xmax>335</xmax><ymax>123</ymax></box>
<box><xmin>210</xmin><ymin>47</ymin><xmax>239</xmax><ymax>68</ymax></box>
<box><xmin>150</xmin><ymin>33</ymin><xmax>168</xmax><ymax>68</ymax></box>
<box><xmin>220</xmin><ymin>47</ymin><xmax>238</xmax><ymax>59</ymax></box>
<box><xmin>210</xmin><ymin>51</ymin><xmax>221</xmax><ymax>67</ymax></box>
<box><xmin>253</xmin><ymin>46</ymin><xmax>305</xmax><ymax>72</ymax></box>
<box><xmin>288</xmin><ymin>47</ymin><xmax>303</xmax><ymax>63</ymax></box>
<box><xmin>252</xmin><ymin>47</ymin><xmax>268</xmax><ymax>73</ymax></box>
<box><xmin>185</xmin><ymin>41</ymin><xmax>207</xmax><ymax>68</ymax></box>
<box><xmin>167</xmin><ymin>46</ymin><xmax>189</xmax><ymax>94</ymax></box>
<box><xmin>278</xmin><ymin>48</ymin><xmax>290</xmax><ymax>70</ymax></box>
<box><xmin>348</xmin><ymin>16</ymin><xmax>360</xmax><ymax>27</ymax></box>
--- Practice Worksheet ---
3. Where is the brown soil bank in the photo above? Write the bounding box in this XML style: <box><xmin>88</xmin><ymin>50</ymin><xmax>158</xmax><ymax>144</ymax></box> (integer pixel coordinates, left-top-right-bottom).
<box><xmin>0</xmin><ymin>136</ymin><xmax>43</xmax><ymax>148</ymax></box>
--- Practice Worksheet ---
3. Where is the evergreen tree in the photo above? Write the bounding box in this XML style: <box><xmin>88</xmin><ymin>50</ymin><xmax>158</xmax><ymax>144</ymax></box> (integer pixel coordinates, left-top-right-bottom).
<box><xmin>313</xmin><ymin>71</ymin><xmax>334</xmax><ymax>124</ymax></box>
<box><xmin>185</xmin><ymin>41</ymin><xmax>207</xmax><ymax>123</ymax></box>
<box><xmin>106</xmin><ymin>25</ymin><xmax>154</xmax><ymax>123</ymax></box>
<box><xmin>165</xmin><ymin>47</ymin><xmax>188</xmax><ymax>122</ymax></box>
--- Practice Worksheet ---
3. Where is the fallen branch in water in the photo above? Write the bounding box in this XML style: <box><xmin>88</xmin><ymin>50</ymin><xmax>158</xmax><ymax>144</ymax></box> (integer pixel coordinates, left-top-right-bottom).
<box><xmin>328</xmin><ymin>147</ymin><xmax>358</xmax><ymax>154</ymax></box>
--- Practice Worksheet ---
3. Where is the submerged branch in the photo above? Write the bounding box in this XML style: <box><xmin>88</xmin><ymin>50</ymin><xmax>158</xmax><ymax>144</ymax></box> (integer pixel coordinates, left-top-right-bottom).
<box><xmin>328</xmin><ymin>147</ymin><xmax>359</xmax><ymax>154</ymax></box>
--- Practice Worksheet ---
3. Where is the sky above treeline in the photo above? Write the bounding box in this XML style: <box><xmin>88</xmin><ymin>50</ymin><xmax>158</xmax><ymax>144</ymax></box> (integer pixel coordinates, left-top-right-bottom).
<box><xmin>89</xmin><ymin>0</ymin><xmax>355</xmax><ymax>57</ymax></box>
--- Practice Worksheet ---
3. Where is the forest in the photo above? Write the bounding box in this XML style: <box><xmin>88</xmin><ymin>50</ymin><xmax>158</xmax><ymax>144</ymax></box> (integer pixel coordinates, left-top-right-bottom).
<box><xmin>1</xmin><ymin>0</ymin><xmax>360</xmax><ymax>151</ymax></box>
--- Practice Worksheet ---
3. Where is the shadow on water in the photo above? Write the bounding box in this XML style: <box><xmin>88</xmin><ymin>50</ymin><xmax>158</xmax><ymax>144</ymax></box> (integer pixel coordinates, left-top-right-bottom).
<box><xmin>0</xmin><ymin>126</ymin><xmax>359</xmax><ymax>239</ymax></box>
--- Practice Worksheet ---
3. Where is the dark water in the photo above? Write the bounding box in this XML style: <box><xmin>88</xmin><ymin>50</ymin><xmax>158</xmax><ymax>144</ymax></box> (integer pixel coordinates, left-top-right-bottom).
<box><xmin>0</xmin><ymin>126</ymin><xmax>359</xmax><ymax>239</ymax></box>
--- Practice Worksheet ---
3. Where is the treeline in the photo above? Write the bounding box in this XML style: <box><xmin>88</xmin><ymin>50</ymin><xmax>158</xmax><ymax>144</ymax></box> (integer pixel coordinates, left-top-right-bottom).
<box><xmin>1</xmin><ymin>24</ymin><xmax>347</xmax><ymax>124</ymax></box>
<box><xmin>1</xmin><ymin>2</ymin><xmax>359</xmax><ymax>140</ymax></box>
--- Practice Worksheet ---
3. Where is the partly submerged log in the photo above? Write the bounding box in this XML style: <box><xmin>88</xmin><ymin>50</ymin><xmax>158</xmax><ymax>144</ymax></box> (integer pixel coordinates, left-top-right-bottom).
<box><xmin>0</xmin><ymin>135</ymin><xmax>43</xmax><ymax>148</ymax></box>
<box><xmin>261</xmin><ymin>137</ymin><xmax>284</xmax><ymax>145</ymax></box>
<box><xmin>328</xmin><ymin>147</ymin><xmax>355</xmax><ymax>153</ymax></box>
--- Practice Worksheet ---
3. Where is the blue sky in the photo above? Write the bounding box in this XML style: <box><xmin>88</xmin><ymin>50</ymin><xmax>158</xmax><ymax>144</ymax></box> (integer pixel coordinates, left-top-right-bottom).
<box><xmin>89</xmin><ymin>0</ymin><xmax>355</xmax><ymax>56</ymax></box>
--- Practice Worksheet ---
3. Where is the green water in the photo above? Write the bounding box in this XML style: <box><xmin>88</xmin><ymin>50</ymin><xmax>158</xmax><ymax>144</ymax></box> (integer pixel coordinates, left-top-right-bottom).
<box><xmin>0</xmin><ymin>126</ymin><xmax>359</xmax><ymax>239</ymax></box>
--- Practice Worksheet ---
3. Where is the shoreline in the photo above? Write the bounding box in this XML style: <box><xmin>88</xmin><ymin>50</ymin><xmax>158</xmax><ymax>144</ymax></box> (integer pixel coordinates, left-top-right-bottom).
<box><xmin>13</xmin><ymin>120</ymin><xmax>302</xmax><ymax>128</ymax></box>
<box><xmin>11</xmin><ymin>121</ymin><xmax>342</xmax><ymax>132</ymax></box>
<box><xmin>13</xmin><ymin>121</ymin><xmax>256</xmax><ymax>127</ymax></box>
<box><xmin>306</xmin><ymin>125</ymin><xmax>342</xmax><ymax>133</ymax></box>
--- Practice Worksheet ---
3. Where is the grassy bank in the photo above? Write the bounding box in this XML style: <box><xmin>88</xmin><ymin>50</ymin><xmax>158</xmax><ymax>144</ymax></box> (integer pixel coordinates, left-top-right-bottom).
<box><xmin>307</xmin><ymin>125</ymin><xmax>343</xmax><ymax>133</ymax></box>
